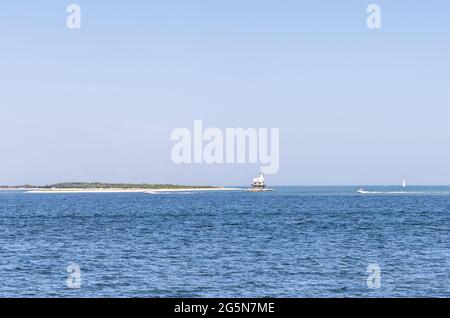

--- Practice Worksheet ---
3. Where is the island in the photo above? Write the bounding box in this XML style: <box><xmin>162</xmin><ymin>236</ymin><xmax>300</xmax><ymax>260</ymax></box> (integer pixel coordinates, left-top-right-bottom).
<box><xmin>0</xmin><ymin>182</ymin><xmax>241</xmax><ymax>193</ymax></box>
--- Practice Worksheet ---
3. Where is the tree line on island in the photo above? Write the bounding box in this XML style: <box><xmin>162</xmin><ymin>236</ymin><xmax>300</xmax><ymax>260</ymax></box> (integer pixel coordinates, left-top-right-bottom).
<box><xmin>0</xmin><ymin>182</ymin><xmax>217</xmax><ymax>189</ymax></box>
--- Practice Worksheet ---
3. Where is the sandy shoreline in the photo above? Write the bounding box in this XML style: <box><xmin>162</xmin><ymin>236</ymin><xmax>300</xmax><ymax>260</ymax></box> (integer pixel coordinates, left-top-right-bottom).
<box><xmin>24</xmin><ymin>187</ymin><xmax>242</xmax><ymax>194</ymax></box>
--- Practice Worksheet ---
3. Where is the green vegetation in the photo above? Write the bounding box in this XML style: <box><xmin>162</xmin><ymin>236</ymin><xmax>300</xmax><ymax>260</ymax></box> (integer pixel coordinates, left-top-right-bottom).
<box><xmin>0</xmin><ymin>184</ymin><xmax>36</xmax><ymax>189</ymax></box>
<box><xmin>1</xmin><ymin>183</ymin><xmax>217</xmax><ymax>189</ymax></box>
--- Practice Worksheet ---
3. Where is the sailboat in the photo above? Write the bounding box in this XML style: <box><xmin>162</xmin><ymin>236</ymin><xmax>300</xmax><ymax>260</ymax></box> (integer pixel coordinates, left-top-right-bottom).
<box><xmin>402</xmin><ymin>179</ymin><xmax>406</xmax><ymax>188</ymax></box>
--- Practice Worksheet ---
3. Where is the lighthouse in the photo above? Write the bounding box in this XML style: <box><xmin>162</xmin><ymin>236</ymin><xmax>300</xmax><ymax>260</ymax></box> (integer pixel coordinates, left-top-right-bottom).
<box><xmin>251</xmin><ymin>173</ymin><xmax>266</xmax><ymax>190</ymax></box>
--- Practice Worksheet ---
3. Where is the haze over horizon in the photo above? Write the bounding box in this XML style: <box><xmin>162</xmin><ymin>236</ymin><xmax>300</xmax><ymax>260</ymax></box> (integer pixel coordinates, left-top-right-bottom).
<box><xmin>1</xmin><ymin>1</ymin><xmax>449</xmax><ymax>186</ymax></box>
<box><xmin>1</xmin><ymin>182</ymin><xmax>450</xmax><ymax>188</ymax></box>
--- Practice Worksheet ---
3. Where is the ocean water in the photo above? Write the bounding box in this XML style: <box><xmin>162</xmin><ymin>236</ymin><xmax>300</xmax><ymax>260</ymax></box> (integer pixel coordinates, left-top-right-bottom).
<box><xmin>1</xmin><ymin>186</ymin><xmax>450</xmax><ymax>298</ymax></box>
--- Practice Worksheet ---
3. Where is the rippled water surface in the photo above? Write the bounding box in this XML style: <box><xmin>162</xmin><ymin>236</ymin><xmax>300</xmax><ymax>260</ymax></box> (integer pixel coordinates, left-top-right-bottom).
<box><xmin>1</xmin><ymin>186</ymin><xmax>450</xmax><ymax>297</ymax></box>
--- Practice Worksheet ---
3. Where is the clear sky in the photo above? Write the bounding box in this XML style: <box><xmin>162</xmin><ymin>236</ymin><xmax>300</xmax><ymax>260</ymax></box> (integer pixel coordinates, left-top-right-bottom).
<box><xmin>1</xmin><ymin>1</ymin><xmax>449</xmax><ymax>186</ymax></box>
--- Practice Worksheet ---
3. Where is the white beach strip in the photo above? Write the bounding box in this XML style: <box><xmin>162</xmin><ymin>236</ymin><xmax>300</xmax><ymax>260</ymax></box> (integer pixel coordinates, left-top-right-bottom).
<box><xmin>26</xmin><ymin>188</ymin><xmax>242</xmax><ymax>194</ymax></box>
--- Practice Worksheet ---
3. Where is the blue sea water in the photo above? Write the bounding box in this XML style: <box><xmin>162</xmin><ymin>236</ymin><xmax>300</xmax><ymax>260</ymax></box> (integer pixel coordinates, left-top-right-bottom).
<box><xmin>1</xmin><ymin>186</ymin><xmax>450</xmax><ymax>298</ymax></box>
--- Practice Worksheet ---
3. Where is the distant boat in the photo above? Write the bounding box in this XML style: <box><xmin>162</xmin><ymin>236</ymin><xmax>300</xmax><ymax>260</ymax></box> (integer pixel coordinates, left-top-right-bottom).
<box><xmin>402</xmin><ymin>179</ymin><xmax>406</xmax><ymax>188</ymax></box>
<box><xmin>357</xmin><ymin>188</ymin><xmax>370</xmax><ymax>194</ymax></box>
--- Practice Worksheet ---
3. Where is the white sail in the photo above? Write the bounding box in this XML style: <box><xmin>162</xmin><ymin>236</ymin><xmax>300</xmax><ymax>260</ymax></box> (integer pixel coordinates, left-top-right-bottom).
<box><xmin>402</xmin><ymin>179</ymin><xmax>406</xmax><ymax>188</ymax></box>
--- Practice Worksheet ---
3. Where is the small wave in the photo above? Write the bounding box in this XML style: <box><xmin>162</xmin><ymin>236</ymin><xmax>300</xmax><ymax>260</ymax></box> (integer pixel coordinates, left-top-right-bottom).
<box><xmin>358</xmin><ymin>191</ymin><xmax>450</xmax><ymax>195</ymax></box>
<box><xmin>152</xmin><ymin>191</ymin><xmax>196</xmax><ymax>195</ymax></box>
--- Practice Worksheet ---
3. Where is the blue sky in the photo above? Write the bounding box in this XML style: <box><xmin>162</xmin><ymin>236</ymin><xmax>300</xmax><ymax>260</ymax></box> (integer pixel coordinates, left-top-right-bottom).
<box><xmin>1</xmin><ymin>1</ymin><xmax>449</xmax><ymax>186</ymax></box>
